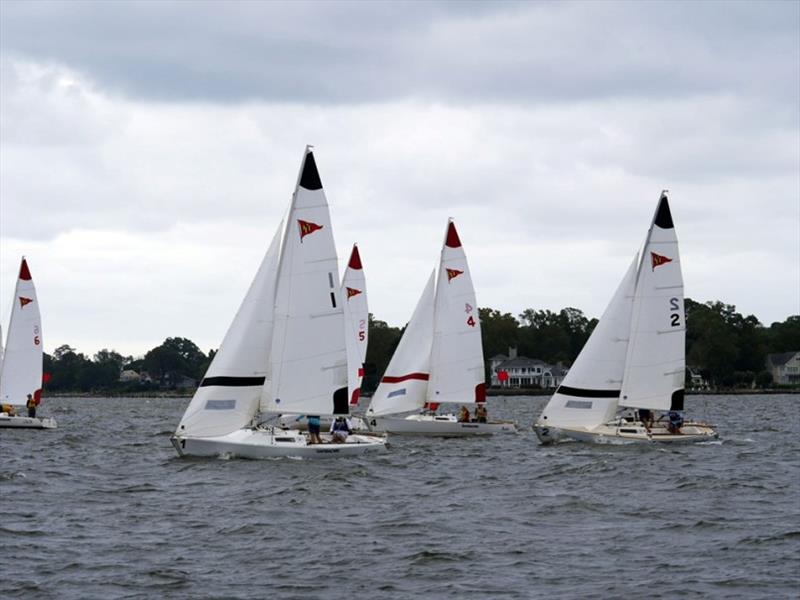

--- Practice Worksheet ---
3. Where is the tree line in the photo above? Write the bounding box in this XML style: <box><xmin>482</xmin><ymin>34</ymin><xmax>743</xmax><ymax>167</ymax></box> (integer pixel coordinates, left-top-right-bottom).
<box><xmin>40</xmin><ymin>299</ymin><xmax>800</xmax><ymax>394</ymax></box>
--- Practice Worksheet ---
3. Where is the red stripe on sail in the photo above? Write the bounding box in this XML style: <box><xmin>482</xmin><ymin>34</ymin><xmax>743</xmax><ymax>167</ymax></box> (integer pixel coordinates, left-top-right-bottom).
<box><xmin>350</xmin><ymin>389</ymin><xmax>361</xmax><ymax>405</ymax></box>
<box><xmin>19</xmin><ymin>259</ymin><xmax>32</xmax><ymax>281</ymax></box>
<box><xmin>475</xmin><ymin>383</ymin><xmax>486</xmax><ymax>403</ymax></box>
<box><xmin>381</xmin><ymin>372</ymin><xmax>430</xmax><ymax>384</ymax></box>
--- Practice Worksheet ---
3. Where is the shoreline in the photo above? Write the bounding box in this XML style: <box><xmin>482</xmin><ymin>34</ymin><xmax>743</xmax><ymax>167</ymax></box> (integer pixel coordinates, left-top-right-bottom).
<box><xmin>41</xmin><ymin>388</ymin><xmax>800</xmax><ymax>399</ymax></box>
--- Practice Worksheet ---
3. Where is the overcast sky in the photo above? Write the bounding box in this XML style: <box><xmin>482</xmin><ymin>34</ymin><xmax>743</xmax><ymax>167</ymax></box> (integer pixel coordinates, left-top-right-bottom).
<box><xmin>1</xmin><ymin>0</ymin><xmax>798</xmax><ymax>357</ymax></box>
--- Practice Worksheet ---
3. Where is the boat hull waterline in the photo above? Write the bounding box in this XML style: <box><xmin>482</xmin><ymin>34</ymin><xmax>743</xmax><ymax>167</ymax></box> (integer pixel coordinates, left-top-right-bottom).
<box><xmin>171</xmin><ymin>427</ymin><xmax>388</xmax><ymax>459</ymax></box>
<box><xmin>0</xmin><ymin>414</ymin><xmax>57</xmax><ymax>429</ymax></box>
<box><xmin>533</xmin><ymin>421</ymin><xmax>718</xmax><ymax>445</ymax></box>
<box><xmin>369</xmin><ymin>414</ymin><xmax>517</xmax><ymax>436</ymax></box>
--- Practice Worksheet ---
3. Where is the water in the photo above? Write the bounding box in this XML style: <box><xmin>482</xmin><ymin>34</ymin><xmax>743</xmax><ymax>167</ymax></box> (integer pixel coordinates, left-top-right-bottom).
<box><xmin>1</xmin><ymin>395</ymin><xmax>798</xmax><ymax>599</ymax></box>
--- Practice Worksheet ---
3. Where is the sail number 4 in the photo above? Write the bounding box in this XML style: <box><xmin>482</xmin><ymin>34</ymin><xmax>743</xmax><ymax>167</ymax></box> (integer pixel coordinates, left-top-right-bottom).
<box><xmin>465</xmin><ymin>303</ymin><xmax>476</xmax><ymax>327</ymax></box>
<box><xmin>669</xmin><ymin>297</ymin><xmax>681</xmax><ymax>327</ymax></box>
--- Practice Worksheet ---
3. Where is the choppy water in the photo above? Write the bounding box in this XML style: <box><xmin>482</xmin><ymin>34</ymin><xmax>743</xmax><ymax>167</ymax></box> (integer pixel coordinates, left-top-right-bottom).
<box><xmin>1</xmin><ymin>395</ymin><xmax>798</xmax><ymax>599</ymax></box>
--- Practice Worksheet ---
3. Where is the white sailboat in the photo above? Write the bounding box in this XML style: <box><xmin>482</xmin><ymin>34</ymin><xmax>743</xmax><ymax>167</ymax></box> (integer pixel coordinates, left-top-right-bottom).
<box><xmin>171</xmin><ymin>147</ymin><xmax>386</xmax><ymax>458</ymax></box>
<box><xmin>0</xmin><ymin>258</ymin><xmax>56</xmax><ymax>429</ymax></box>
<box><xmin>366</xmin><ymin>220</ymin><xmax>516</xmax><ymax>436</ymax></box>
<box><xmin>533</xmin><ymin>192</ymin><xmax>717</xmax><ymax>444</ymax></box>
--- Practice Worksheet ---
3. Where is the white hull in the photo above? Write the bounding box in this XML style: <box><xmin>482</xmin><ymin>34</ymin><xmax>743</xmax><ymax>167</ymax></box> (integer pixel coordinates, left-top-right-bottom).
<box><xmin>535</xmin><ymin>420</ymin><xmax>717</xmax><ymax>445</ymax></box>
<box><xmin>0</xmin><ymin>413</ymin><xmax>57</xmax><ymax>429</ymax></box>
<box><xmin>368</xmin><ymin>413</ymin><xmax>516</xmax><ymax>436</ymax></box>
<box><xmin>171</xmin><ymin>427</ymin><xmax>387</xmax><ymax>459</ymax></box>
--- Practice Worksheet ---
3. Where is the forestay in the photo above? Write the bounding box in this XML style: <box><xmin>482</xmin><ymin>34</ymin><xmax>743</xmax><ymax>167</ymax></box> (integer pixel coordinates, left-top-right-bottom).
<box><xmin>342</xmin><ymin>245</ymin><xmax>368</xmax><ymax>407</ymax></box>
<box><xmin>367</xmin><ymin>271</ymin><xmax>435</xmax><ymax>417</ymax></box>
<box><xmin>538</xmin><ymin>253</ymin><xmax>638</xmax><ymax>430</ymax></box>
<box><xmin>176</xmin><ymin>222</ymin><xmax>283</xmax><ymax>438</ymax></box>
<box><xmin>619</xmin><ymin>193</ymin><xmax>685</xmax><ymax>412</ymax></box>
<box><xmin>263</xmin><ymin>149</ymin><xmax>348</xmax><ymax>416</ymax></box>
<box><xmin>428</xmin><ymin>220</ymin><xmax>486</xmax><ymax>405</ymax></box>
<box><xmin>0</xmin><ymin>258</ymin><xmax>43</xmax><ymax>406</ymax></box>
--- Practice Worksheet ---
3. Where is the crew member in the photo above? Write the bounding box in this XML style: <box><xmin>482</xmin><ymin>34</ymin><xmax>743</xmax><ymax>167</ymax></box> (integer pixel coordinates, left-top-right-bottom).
<box><xmin>474</xmin><ymin>403</ymin><xmax>487</xmax><ymax>423</ymax></box>
<box><xmin>330</xmin><ymin>416</ymin><xmax>351</xmax><ymax>443</ymax></box>
<box><xmin>26</xmin><ymin>394</ymin><xmax>36</xmax><ymax>418</ymax></box>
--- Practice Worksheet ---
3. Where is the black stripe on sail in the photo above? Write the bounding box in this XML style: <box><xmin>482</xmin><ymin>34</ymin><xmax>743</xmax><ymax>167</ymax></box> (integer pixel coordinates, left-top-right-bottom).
<box><xmin>670</xmin><ymin>389</ymin><xmax>685</xmax><ymax>411</ymax></box>
<box><xmin>200</xmin><ymin>376</ymin><xmax>266</xmax><ymax>387</ymax></box>
<box><xmin>299</xmin><ymin>151</ymin><xmax>323</xmax><ymax>190</ymax></box>
<box><xmin>654</xmin><ymin>192</ymin><xmax>674</xmax><ymax>229</ymax></box>
<box><xmin>557</xmin><ymin>386</ymin><xmax>621</xmax><ymax>398</ymax></box>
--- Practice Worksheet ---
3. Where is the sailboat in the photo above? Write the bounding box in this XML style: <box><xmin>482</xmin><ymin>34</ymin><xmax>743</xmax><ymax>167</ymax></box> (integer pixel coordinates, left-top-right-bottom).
<box><xmin>533</xmin><ymin>192</ymin><xmax>717</xmax><ymax>444</ymax></box>
<box><xmin>0</xmin><ymin>257</ymin><xmax>57</xmax><ymax>429</ymax></box>
<box><xmin>171</xmin><ymin>147</ymin><xmax>387</xmax><ymax>458</ymax></box>
<box><xmin>366</xmin><ymin>219</ymin><xmax>516</xmax><ymax>436</ymax></box>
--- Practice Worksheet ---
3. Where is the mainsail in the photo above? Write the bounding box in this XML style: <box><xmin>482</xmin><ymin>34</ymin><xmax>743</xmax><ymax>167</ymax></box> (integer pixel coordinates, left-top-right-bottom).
<box><xmin>0</xmin><ymin>258</ymin><xmax>44</xmax><ymax>406</ymax></box>
<box><xmin>427</xmin><ymin>219</ymin><xmax>486</xmax><ymax>405</ymax></box>
<box><xmin>619</xmin><ymin>192</ymin><xmax>685</xmax><ymax>411</ymax></box>
<box><xmin>342</xmin><ymin>245</ymin><xmax>368</xmax><ymax>406</ymax></box>
<box><xmin>263</xmin><ymin>148</ymin><xmax>348</xmax><ymax>416</ymax></box>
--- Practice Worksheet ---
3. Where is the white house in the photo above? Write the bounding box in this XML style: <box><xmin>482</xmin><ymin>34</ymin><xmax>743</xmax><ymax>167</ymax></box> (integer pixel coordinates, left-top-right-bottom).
<box><xmin>489</xmin><ymin>347</ymin><xmax>567</xmax><ymax>389</ymax></box>
<box><xmin>766</xmin><ymin>352</ymin><xmax>800</xmax><ymax>385</ymax></box>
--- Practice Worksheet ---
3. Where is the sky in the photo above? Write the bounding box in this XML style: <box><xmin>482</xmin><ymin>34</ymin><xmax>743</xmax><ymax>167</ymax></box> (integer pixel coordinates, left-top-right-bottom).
<box><xmin>0</xmin><ymin>0</ymin><xmax>798</xmax><ymax>358</ymax></box>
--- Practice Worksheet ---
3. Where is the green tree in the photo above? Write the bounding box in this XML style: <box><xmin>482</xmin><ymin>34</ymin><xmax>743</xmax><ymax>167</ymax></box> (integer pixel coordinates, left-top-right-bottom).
<box><xmin>478</xmin><ymin>308</ymin><xmax>519</xmax><ymax>359</ymax></box>
<box><xmin>364</xmin><ymin>315</ymin><xmax>402</xmax><ymax>392</ymax></box>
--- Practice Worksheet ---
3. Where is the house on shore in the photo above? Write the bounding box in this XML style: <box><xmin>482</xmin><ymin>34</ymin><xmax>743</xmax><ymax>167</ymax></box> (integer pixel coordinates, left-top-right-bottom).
<box><xmin>766</xmin><ymin>351</ymin><xmax>800</xmax><ymax>385</ymax></box>
<box><xmin>489</xmin><ymin>347</ymin><xmax>568</xmax><ymax>389</ymax></box>
<box><xmin>686</xmin><ymin>366</ymin><xmax>710</xmax><ymax>390</ymax></box>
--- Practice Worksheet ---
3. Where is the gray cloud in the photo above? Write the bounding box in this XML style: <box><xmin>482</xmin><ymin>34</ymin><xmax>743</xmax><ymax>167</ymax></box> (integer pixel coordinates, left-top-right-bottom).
<box><xmin>1</xmin><ymin>1</ymin><xmax>797</xmax><ymax>106</ymax></box>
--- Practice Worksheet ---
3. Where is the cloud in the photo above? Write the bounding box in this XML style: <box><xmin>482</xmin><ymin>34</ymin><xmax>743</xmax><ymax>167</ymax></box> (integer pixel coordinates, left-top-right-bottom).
<box><xmin>1</xmin><ymin>1</ymin><xmax>797</xmax><ymax>105</ymax></box>
<box><xmin>0</xmin><ymin>3</ymin><xmax>797</xmax><ymax>355</ymax></box>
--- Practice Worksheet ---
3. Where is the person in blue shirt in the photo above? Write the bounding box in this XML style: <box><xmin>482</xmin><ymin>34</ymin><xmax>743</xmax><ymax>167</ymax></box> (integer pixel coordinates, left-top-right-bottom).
<box><xmin>307</xmin><ymin>415</ymin><xmax>322</xmax><ymax>444</ymax></box>
<box><xmin>667</xmin><ymin>410</ymin><xmax>684</xmax><ymax>434</ymax></box>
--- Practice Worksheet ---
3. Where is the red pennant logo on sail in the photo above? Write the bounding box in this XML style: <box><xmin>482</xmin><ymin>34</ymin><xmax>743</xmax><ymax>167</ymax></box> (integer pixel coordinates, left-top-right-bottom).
<box><xmin>19</xmin><ymin>296</ymin><xmax>33</xmax><ymax>308</ymax></box>
<box><xmin>346</xmin><ymin>287</ymin><xmax>362</xmax><ymax>299</ymax></box>
<box><xmin>446</xmin><ymin>268</ymin><xmax>463</xmax><ymax>282</ymax></box>
<box><xmin>298</xmin><ymin>219</ymin><xmax>323</xmax><ymax>241</ymax></box>
<box><xmin>651</xmin><ymin>252</ymin><xmax>673</xmax><ymax>270</ymax></box>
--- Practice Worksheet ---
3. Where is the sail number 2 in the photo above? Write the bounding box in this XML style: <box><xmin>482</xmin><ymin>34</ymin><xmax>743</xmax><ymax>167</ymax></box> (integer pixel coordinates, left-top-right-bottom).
<box><xmin>669</xmin><ymin>297</ymin><xmax>681</xmax><ymax>327</ymax></box>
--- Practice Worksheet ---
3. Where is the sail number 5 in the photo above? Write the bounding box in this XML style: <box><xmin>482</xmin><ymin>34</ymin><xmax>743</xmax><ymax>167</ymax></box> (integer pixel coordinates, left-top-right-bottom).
<box><xmin>669</xmin><ymin>297</ymin><xmax>681</xmax><ymax>327</ymax></box>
